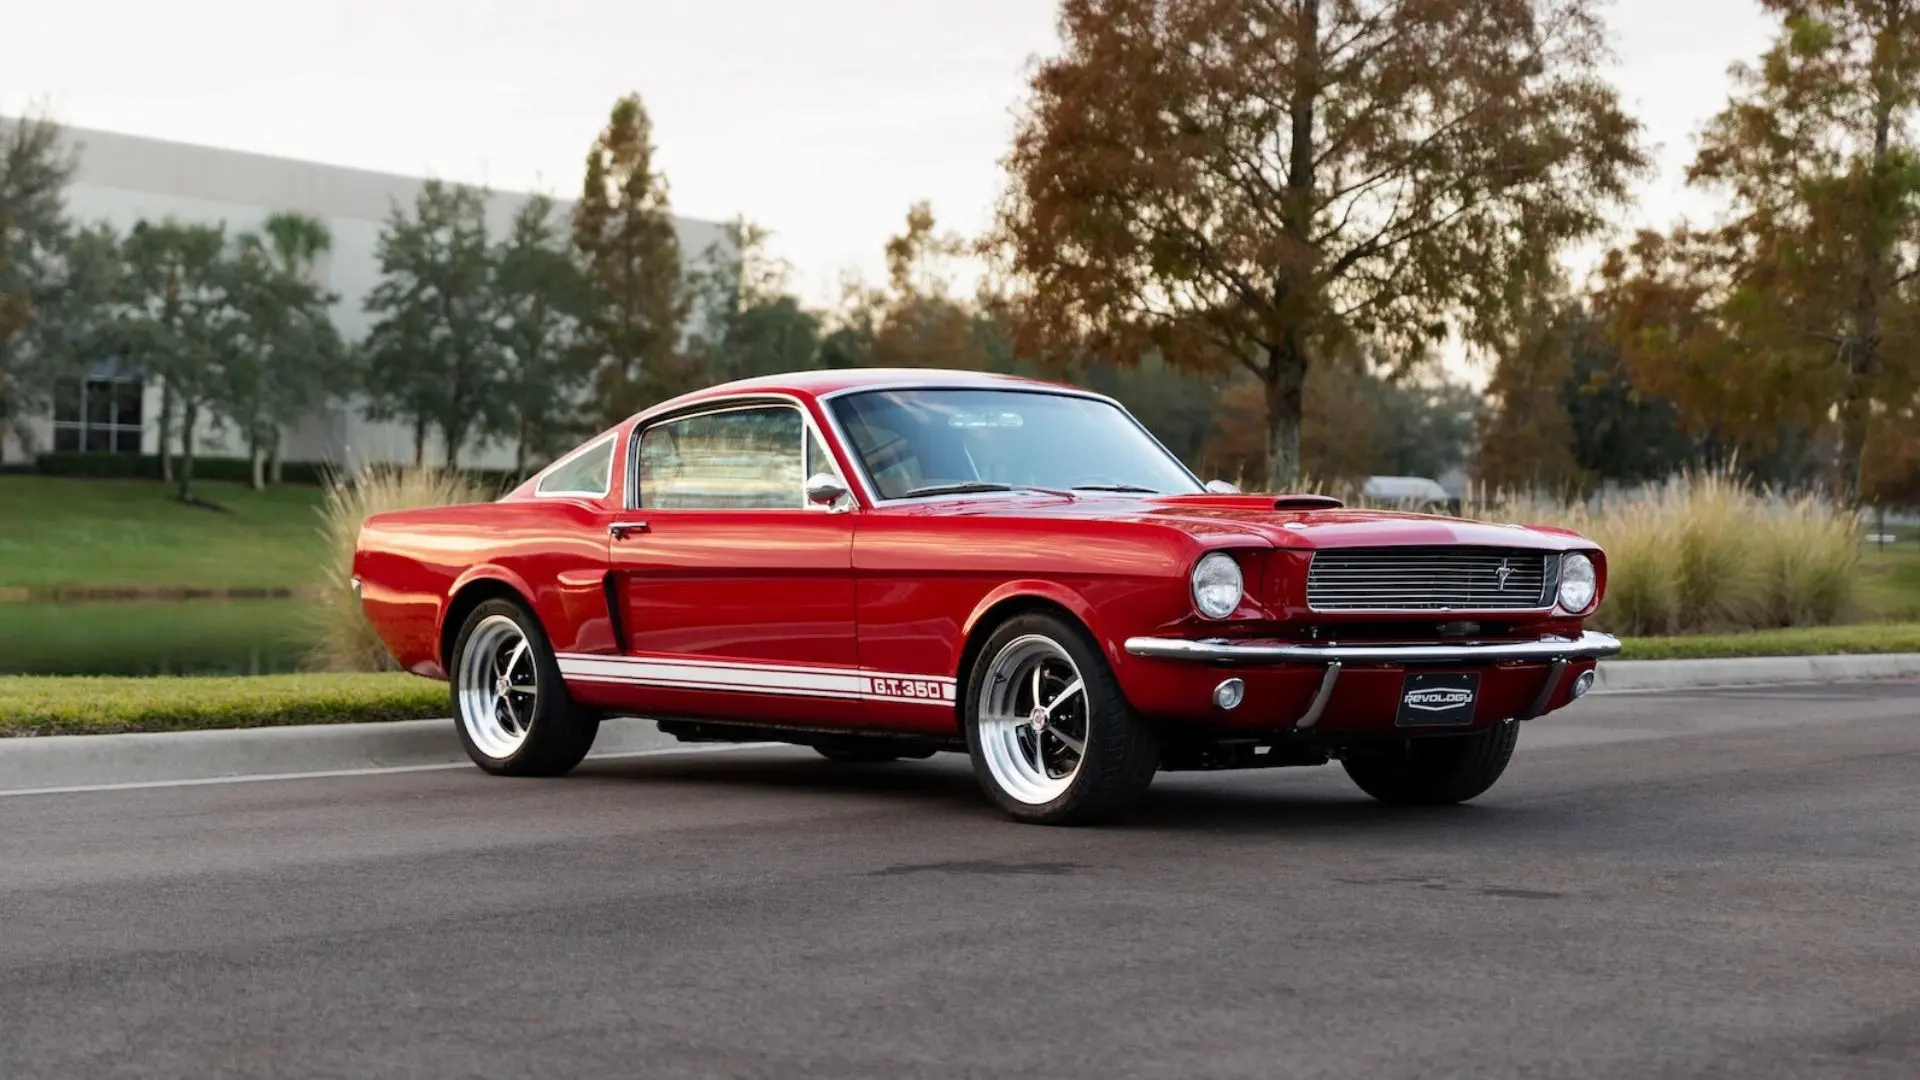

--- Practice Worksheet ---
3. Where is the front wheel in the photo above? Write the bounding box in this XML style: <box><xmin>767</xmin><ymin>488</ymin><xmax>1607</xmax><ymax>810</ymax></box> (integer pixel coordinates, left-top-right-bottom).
<box><xmin>1342</xmin><ymin>723</ymin><xmax>1519</xmax><ymax>806</ymax></box>
<box><xmin>964</xmin><ymin>613</ymin><xmax>1158</xmax><ymax>825</ymax></box>
<box><xmin>451</xmin><ymin>598</ymin><xmax>599</xmax><ymax>777</ymax></box>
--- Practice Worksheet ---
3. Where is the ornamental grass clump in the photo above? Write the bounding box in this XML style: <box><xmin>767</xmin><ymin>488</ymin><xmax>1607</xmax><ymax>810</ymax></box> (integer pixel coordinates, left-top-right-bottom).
<box><xmin>306</xmin><ymin>466</ymin><xmax>491</xmax><ymax>673</ymax></box>
<box><xmin>1467</xmin><ymin>468</ymin><xmax>1859</xmax><ymax>637</ymax></box>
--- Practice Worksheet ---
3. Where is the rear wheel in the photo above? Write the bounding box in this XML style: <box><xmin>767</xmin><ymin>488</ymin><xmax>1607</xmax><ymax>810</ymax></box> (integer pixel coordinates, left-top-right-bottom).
<box><xmin>964</xmin><ymin>613</ymin><xmax>1158</xmax><ymax>825</ymax></box>
<box><xmin>451</xmin><ymin>599</ymin><xmax>599</xmax><ymax>777</ymax></box>
<box><xmin>1342</xmin><ymin>723</ymin><xmax>1519</xmax><ymax>806</ymax></box>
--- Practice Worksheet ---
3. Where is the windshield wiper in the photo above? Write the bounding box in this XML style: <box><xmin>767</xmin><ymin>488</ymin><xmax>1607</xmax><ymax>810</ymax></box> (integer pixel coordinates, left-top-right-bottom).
<box><xmin>904</xmin><ymin>482</ymin><xmax>1079</xmax><ymax>499</ymax></box>
<box><xmin>904</xmin><ymin>481</ymin><xmax>1017</xmax><ymax>497</ymax></box>
<box><xmin>1071</xmin><ymin>483</ymin><xmax>1161</xmax><ymax>494</ymax></box>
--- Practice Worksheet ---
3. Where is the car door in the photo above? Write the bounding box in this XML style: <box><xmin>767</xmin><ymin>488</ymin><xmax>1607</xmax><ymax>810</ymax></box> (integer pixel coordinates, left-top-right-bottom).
<box><xmin>589</xmin><ymin>401</ymin><xmax>862</xmax><ymax>726</ymax></box>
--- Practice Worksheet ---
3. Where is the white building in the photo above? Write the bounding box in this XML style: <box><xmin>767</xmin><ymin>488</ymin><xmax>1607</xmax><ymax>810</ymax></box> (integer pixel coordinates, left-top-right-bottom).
<box><xmin>2</xmin><ymin>120</ymin><xmax>725</xmax><ymax>471</ymax></box>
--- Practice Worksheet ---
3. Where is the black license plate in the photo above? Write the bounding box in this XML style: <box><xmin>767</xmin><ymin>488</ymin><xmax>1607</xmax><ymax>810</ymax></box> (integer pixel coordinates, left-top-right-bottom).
<box><xmin>1396</xmin><ymin>673</ymin><xmax>1480</xmax><ymax>727</ymax></box>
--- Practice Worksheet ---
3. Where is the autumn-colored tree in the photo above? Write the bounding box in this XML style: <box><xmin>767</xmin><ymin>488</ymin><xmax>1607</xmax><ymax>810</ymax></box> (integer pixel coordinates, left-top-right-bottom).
<box><xmin>1612</xmin><ymin>1</ymin><xmax>1920</xmax><ymax>503</ymax></box>
<box><xmin>870</xmin><ymin>202</ymin><xmax>990</xmax><ymax>371</ymax></box>
<box><xmin>995</xmin><ymin>0</ymin><xmax>1645</xmax><ymax>488</ymax></box>
<box><xmin>1475</xmin><ymin>293</ymin><xmax>1587</xmax><ymax>493</ymax></box>
<box><xmin>1202</xmin><ymin>358</ymin><xmax>1477</xmax><ymax>488</ymax></box>
<box><xmin>573</xmin><ymin>94</ymin><xmax>691</xmax><ymax>424</ymax></box>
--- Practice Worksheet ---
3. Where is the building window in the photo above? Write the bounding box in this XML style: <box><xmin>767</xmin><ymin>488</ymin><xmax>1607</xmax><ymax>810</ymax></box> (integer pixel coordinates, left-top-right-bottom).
<box><xmin>52</xmin><ymin>377</ymin><xmax>144</xmax><ymax>454</ymax></box>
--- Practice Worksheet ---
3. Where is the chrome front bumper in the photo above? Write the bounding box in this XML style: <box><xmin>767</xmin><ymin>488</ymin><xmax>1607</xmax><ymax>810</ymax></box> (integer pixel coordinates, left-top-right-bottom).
<box><xmin>1122</xmin><ymin>630</ymin><xmax>1621</xmax><ymax>729</ymax></box>
<box><xmin>1123</xmin><ymin>630</ymin><xmax>1622</xmax><ymax>666</ymax></box>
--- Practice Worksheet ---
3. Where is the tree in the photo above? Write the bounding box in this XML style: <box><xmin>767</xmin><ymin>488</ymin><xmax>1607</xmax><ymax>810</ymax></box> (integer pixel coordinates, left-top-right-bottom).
<box><xmin>225</xmin><ymin>215</ymin><xmax>345</xmax><ymax>489</ymax></box>
<box><xmin>1628</xmin><ymin>0</ymin><xmax>1920</xmax><ymax>504</ymax></box>
<box><xmin>118</xmin><ymin>220</ymin><xmax>235</xmax><ymax>502</ymax></box>
<box><xmin>493</xmin><ymin>195</ymin><xmax>592</xmax><ymax>478</ymax></box>
<box><xmin>0</xmin><ymin>114</ymin><xmax>79</xmax><ymax>461</ymax></box>
<box><xmin>573</xmin><ymin>94</ymin><xmax>691</xmax><ymax>424</ymax></box>
<box><xmin>995</xmin><ymin>0</ymin><xmax>1645</xmax><ymax>488</ymax></box>
<box><xmin>362</xmin><ymin>180</ymin><xmax>503</xmax><ymax>466</ymax></box>
<box><xmin>870</xmin><ymin>202</ymin><xmax>991</xmax><ymax>371</ymax></box>
<box><xmin>1475</xmin><ymin>293</ymin><xmax>1587</xmax><ymax>493</ymax></box>
<box><xmin>686</xmin><ymin>218</ymin><xmax>823</xmax><ymax>382</ymax></box>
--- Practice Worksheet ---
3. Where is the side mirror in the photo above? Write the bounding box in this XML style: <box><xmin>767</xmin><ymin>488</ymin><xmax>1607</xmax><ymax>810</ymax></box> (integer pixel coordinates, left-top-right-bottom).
<box><xmin>805</xmin><ymin>472</ymin><xmax>851</xmax><ymax>511</ymax></box>
<box><xmin>1205</xmin><ymin>479</ymin><xmax>1242</xmax><ymax>494</ymax></box>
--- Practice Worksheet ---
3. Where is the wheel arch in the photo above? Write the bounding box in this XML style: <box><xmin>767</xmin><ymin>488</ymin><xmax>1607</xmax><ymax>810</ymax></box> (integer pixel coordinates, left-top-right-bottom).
<box><xmin>953</xmin><ymin>582</ymin><xmax>1112</xmax><ymax>698</ymax></box>
<box><xmin>439</xmin><ymin>568</ymin><xmax>541</xmax><ymax>673</ymax></box>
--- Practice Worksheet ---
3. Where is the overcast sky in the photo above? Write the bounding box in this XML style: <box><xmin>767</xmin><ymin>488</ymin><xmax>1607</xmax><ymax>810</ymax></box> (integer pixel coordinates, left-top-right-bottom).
<box><xmin>9</xmin><ymin>0</ymin><xmax>1777</xmax><ymax>305</ymax></box>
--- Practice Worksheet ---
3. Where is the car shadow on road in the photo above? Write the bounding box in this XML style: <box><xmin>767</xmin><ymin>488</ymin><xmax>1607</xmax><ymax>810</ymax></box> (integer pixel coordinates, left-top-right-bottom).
<box><xmin>572</xmin><ymin>750</ymin><xmax>1570</xmax><ymax>840</ymax></box>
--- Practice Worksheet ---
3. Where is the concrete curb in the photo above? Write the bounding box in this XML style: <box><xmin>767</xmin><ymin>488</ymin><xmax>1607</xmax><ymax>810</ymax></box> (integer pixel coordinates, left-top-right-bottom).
<box><xmin>1594</xmin><ymin>653</ymin><xmax>1920</xmax><ymax>693</ymax></box>
<box><xmin>0</xmin><ymin>716</ymin><xmax>682</xmax><ymax>794</ymax></box>
<box><xmin>3</xmin><ymin>654</ymin><xmax>1916</xmax><ymax>794</ymax></box>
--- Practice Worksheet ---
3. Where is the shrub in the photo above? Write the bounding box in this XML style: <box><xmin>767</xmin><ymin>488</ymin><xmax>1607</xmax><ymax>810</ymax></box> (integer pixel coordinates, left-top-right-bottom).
<box><xmin>1463</xmin><ymin>468</ymin><xmax>1860</xmax><ymax>637</ymax></box>
<box><xmin>306</xmin><ymin>465</ymin><xmax>491</xmax><ymax>673</ymax></box>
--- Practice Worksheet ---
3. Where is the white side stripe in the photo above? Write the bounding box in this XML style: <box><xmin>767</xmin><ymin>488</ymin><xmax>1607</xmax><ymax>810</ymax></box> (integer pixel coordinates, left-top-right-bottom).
<box><xmin>555</xmin><ymin>654</ymin><xmax>957</xmax><ymax>706</ymax></box>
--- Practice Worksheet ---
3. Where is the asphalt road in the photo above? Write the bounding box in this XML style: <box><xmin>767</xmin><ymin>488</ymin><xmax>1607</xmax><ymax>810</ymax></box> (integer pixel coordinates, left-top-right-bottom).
<box><xmin>3</xmin><ymin>682</ymin><xmax>1917</xmax><ymax>1080</ymax></box>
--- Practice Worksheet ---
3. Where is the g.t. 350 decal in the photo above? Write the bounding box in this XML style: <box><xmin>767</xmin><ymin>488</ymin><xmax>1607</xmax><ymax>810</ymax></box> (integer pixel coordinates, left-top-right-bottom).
<box><xmin>864</xmin><ymin>677</ymin><xmax>954</xmax><ymax>703</ymax></box>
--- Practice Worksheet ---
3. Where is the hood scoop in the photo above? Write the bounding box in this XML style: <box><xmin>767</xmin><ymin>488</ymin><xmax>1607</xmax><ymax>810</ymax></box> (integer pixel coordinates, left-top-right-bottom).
<box><xmin>1272</xmin><ymin>495</ymin><xmax>1344</xmax><ymax>511</ymax></box>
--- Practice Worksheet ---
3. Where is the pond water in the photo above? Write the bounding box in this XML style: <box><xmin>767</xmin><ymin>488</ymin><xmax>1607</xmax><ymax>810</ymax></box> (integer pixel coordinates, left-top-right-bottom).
<box><xmin>0</xmin><ymin>599</ymin><xmax>309</xmax><ymax>676</ymax></box>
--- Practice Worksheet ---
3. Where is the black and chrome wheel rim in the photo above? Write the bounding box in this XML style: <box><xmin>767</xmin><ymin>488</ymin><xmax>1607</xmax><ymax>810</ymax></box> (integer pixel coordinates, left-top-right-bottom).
<box><xmin>978</xmin><ymin>635</ymin><xmax>1089</xmax><ymax>804</ymax></box>
<box><xmin>457</xmin><ymin>615</ymin><xmax>539</xmax><ymax>760</ymax></box>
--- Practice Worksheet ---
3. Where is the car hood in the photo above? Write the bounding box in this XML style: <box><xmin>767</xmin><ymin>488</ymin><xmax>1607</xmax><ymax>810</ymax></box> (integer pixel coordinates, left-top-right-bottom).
<box><xmin>915</xmin><ymin>493</ymin><xmax>1594</xmax><ymax>551</ymax></box>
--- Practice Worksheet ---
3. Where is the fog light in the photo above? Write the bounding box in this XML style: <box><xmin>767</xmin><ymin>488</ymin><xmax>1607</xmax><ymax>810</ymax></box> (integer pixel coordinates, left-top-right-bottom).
<box><xmin>1213</xmin><ymin>678</ymin><xmax>1246</xmax><ymax>711</ymax></box>
<box><xmin>1571</xmin><ymin>670</ymin><xmax>1595</xmax><ymax>699</ymax></box>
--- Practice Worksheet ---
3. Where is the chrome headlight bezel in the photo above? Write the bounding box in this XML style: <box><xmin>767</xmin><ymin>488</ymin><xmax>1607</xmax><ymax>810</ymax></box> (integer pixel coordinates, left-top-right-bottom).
<box><xmin>1191</xmin><ymin>552</ymin><xmax>1245</xmax><ymax>620</ymax></box>
<box><xmin>1558</xmin><ymin>552</ymin><xmax>1598</xmax><ymax>614</ymax></box>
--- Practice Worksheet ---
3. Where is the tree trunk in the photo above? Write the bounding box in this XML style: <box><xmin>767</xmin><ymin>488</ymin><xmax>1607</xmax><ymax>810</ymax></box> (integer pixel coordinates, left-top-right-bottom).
<box><xmin>1842</xmin><ymin>69</ymin><xmax>1897</xmax><ymax>506</ymax></box>
<box><xmin>158</xmin><ymin>381</ymin><xmax>174</xmax><ymax>484</ymax></box>
<box><xmin>248</xmin><ymin>429</ymin><xmax>265</xmax><ymax>491</ymax></box>
<box><xmin>177</xmin><ymin>401</ymin><xmax>198</xmax><ymax>503</ymax></box>
<box><xmin>412</xmin><ymin>417</ymin><xmax>426</xmax><ymax>468</ymax></box>
<box><xmin>1263</xmin><ymin>340</ymin><xmax>1308</xmax><ymax>491</ymax></box>
<box><xmin>514</xmin><ymin>418</ymin><xmax>529</xmax><ymax>481</ymax></box>
<box><xmin>443</xmin><ymin>420</ymin><xmax>465</xmax><ymax>470</ymax></box>
<box><xmin>269</xmin><ymin>432</ymin><xmax>284</xmax><ymax>485</ymax></box>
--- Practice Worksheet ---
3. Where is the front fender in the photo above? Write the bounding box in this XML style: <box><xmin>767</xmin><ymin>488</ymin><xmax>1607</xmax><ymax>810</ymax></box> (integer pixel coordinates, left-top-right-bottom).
<box><xmin>955</xmin><ymin>579</ymin><xmax>1116</xmax><ymax>674</ymax></box>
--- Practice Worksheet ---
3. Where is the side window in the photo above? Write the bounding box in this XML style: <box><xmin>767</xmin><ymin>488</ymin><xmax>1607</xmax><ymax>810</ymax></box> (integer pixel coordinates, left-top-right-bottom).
<box><xmin>535</xmin><ymin>434</ymin><xmax>615</xmax><ymax>497</ymax></box>
<box><xmin>805</xmin><ymin>428</ymin><xmax>844</xmax><ymax>482</ymax></box>
<box><xmin>639</xmin><ymin>406</ymin><xmax>804</xmax><ymax>509</ymax></box>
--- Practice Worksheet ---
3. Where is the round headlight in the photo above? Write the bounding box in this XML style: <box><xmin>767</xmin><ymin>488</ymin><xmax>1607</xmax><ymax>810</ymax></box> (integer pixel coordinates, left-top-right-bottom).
<box><xmin>1191</xmin><ymin>552</ymin><xmax>1244</xmax><ymax>620</ymax></box>
<box><xmin>1559</xmin><ymin>553</ymin><xmax>1597</xmax><ymax>614</ymax></box>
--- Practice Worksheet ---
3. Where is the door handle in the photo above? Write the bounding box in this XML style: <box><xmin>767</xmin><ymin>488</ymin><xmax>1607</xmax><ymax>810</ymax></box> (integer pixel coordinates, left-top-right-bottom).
<box><xmin>609</xmin><ymin>521</ymin><xmax>649</xmax><ymax>540</ymax></box>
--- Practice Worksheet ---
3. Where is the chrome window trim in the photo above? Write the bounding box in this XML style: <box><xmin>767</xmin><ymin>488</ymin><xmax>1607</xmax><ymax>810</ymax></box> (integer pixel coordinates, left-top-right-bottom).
<box><xmin>532</xmin><ymin>431</ymin><xmax>618</xmax><ymax>500</ymax></box>
<box><xmin>816</xmin><ymin>383</ymin><xmax>1205</xmax><ymax>506</ymax></box>
<box><xmin>625</xmin><ymin>397</ymin><xmax>844</xmax><ymax>512</ymax></box>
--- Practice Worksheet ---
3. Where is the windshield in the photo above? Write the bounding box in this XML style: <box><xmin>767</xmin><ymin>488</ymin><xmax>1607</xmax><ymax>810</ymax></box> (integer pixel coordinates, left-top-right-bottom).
<box><xmin>828</xmin><ymin>388</ymin><xmax>1202</xmax><ymax>500</ymax></box>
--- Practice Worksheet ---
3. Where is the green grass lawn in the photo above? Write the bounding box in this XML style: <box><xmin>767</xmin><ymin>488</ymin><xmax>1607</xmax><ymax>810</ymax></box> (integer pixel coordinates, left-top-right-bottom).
<box><xmin>1617</xmin><ymin>621</ymin><xmax>1920</xmax><ymax>661</ymax></box>
<box><xmin>0</xmin><ymin>476</ymin><xmax>327</xmax><ymax>590</ymax></box>
<box><xmin>1858</xmin><ymin>544</ymin><xmax>1920</xmax><ymax>622</ymax></box>
<box><xmin>0</xmin><ymin>673</ymin><xmax>447</xmax><ymax>737</ymax></box>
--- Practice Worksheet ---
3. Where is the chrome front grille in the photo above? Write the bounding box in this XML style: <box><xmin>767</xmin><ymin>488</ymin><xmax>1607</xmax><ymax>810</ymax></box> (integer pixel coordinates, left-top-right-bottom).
<box><xmin>1306</xmin><ymin>547</ymin><xmax>1556</xmax><ymax>612</ymax></box>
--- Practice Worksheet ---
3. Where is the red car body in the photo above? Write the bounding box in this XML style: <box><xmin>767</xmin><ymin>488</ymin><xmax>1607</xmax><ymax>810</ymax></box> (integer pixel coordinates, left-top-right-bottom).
<box><xmin>355</xmin><ymin>369</ymin><xmax>1617</xmax><ymax>808</ymax></box>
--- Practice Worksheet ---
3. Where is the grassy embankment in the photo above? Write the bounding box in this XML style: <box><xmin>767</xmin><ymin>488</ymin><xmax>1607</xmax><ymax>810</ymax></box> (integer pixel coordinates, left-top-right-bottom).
<box><xmin>0</xmin><ymin>673</ymin><xmax>446</xmax><ymax>737</ymax></box>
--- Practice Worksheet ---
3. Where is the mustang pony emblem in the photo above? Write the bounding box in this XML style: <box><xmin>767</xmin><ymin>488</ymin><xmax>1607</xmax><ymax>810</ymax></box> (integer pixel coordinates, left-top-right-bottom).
<box><xmin>1495</xmin><ymin>559</ymin><xmax>1515</xmax><ymax>591</ymax></box>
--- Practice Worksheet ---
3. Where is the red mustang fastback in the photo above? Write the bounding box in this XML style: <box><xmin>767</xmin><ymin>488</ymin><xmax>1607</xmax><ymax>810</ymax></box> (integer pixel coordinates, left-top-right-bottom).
<box><xmin>355</xmin><ymin>369</ymin><xmax>1618</xmax><ymax>824</ymax></box>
